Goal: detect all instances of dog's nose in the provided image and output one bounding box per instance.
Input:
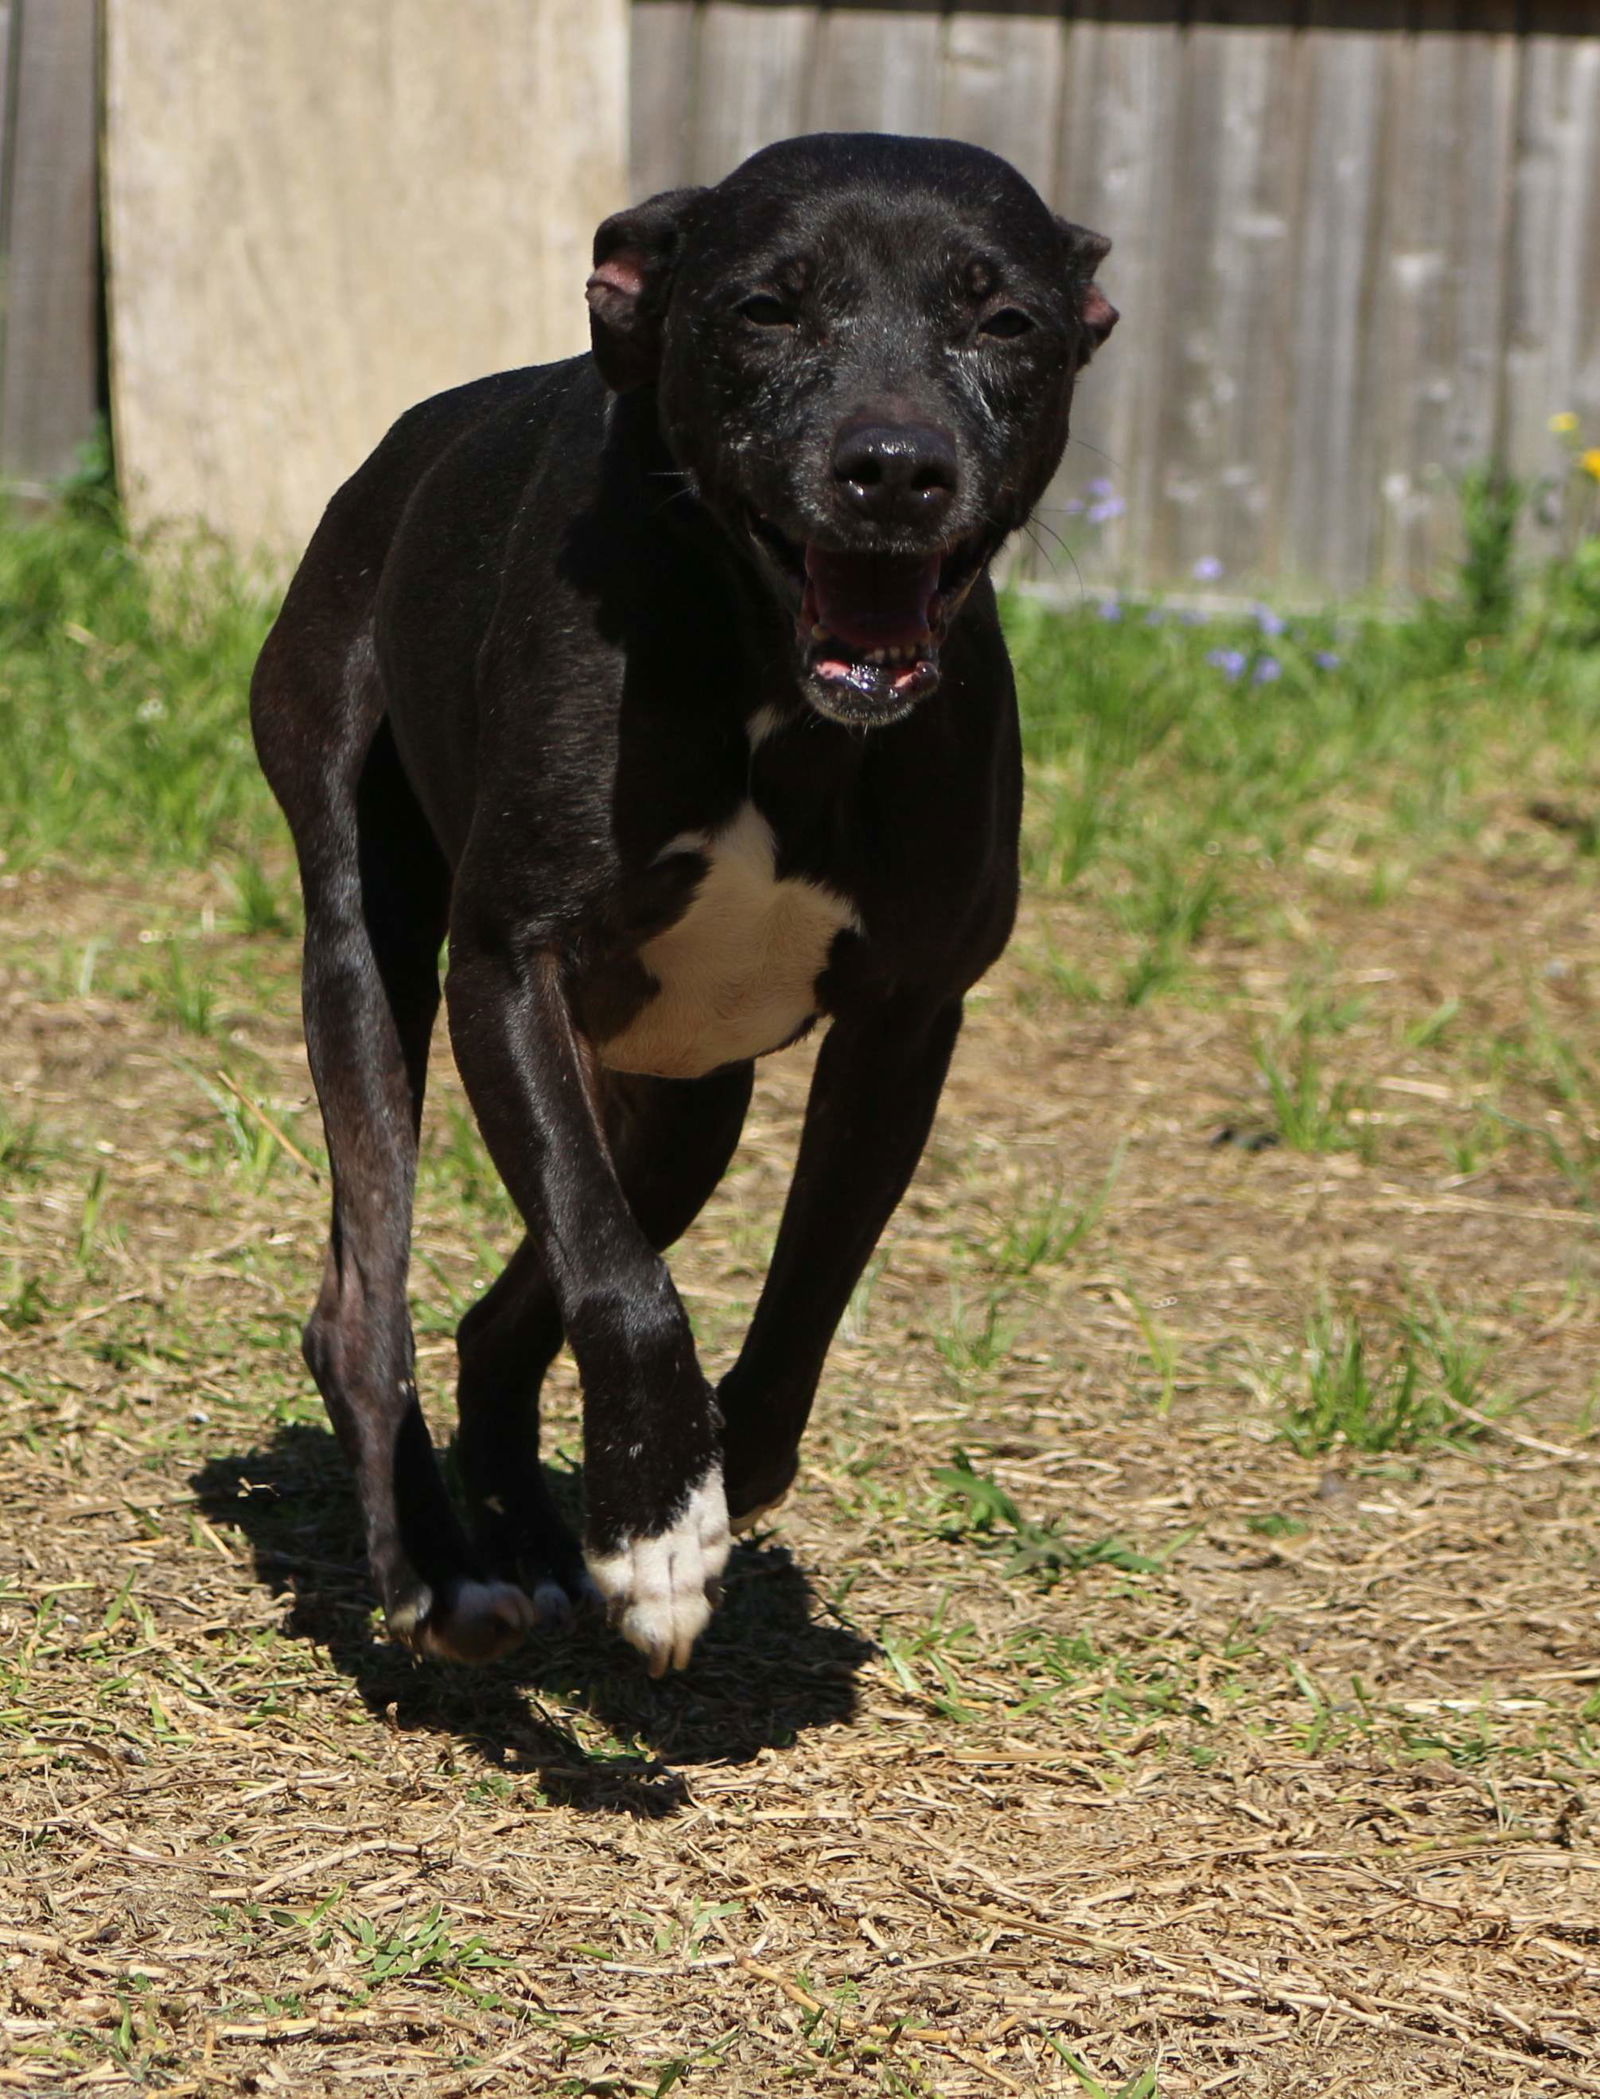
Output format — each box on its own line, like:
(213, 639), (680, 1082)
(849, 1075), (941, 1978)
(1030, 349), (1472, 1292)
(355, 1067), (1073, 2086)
(831, 419), (959, 527)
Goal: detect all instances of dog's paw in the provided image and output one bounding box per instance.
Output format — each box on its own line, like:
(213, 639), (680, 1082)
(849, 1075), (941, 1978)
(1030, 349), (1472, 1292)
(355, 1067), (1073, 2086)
(586, 1470), (731, 1677)
(729, 1487), (789, 1536)
(390, 1577), (539, 1664)
(724, 1443), (799, 1535)
(528, 1570), (605, 1626)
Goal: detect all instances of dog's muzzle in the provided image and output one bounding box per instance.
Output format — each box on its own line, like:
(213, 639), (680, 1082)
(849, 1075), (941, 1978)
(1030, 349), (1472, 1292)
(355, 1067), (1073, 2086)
(748, 516), (986, 726)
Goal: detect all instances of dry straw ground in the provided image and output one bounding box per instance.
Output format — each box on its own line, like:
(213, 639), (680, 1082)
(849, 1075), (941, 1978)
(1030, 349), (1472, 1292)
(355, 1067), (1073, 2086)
(5, 772), (1600, 2096)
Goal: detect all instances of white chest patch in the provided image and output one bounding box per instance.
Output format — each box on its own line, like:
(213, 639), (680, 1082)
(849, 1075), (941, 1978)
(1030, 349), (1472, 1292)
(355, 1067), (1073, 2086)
(599, 803), (859, 1081)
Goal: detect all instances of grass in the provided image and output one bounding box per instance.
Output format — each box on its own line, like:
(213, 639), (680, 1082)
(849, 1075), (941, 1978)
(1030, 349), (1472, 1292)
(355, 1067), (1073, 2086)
(1051, 2046), (1160, 2099)
(1006, 581), (1600, 985)
(1254, 1015), (1373, 1157)
(5, 494), (1600, 2092)
(0, 496), (277, 869)
(977, 1149), (1122, 1280)
(8, 495), (1600, 951)
(1268, 1299), (1515, 1456)
(933, 1448), (1163, 1582)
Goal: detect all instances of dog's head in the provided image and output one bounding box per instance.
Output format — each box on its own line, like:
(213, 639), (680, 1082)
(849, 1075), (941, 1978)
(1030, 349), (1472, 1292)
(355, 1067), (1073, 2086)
(586, 134), (1116, 727)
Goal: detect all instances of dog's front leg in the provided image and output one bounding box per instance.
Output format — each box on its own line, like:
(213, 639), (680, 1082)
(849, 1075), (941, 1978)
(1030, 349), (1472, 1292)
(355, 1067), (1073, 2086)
(718, 994), (965, 1527)
(446, 939), (728, 1675)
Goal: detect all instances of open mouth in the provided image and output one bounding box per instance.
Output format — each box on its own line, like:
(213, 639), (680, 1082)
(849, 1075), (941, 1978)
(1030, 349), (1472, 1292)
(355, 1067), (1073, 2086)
(749, 519), (984, 722)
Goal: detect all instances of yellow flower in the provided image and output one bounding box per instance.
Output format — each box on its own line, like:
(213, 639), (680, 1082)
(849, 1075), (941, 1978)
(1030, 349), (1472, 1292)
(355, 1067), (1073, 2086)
(1550, 410), (1580, 434)
(1582, 448), (1600, 481)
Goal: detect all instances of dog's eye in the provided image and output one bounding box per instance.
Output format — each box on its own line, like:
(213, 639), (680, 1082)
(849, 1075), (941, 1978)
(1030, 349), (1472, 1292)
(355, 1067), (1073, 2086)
(978, 307), (1035, 340)
(738, 294), (796, 328)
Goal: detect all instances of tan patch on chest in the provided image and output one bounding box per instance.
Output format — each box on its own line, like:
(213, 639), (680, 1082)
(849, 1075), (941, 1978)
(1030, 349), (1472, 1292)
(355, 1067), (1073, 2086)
(598, 804), (859, 1080)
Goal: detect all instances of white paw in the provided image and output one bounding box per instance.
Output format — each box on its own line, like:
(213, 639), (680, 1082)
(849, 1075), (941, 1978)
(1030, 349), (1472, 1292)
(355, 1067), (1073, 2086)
(586, 1469), (732, 1676)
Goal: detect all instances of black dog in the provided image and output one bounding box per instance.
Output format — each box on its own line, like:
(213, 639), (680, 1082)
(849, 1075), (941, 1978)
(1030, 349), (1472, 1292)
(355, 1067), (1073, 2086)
(250, 133), (1115, 1675)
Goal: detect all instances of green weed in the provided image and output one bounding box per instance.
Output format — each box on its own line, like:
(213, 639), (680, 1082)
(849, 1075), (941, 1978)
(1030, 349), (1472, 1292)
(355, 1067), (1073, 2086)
(1254, 1018), (1371, 1158)
(839, 1251), (886, 1342)
(340, 1903), (509, 1988)
(1114, 857), (1223, 1005)
(230, 854), (296, 937)
(0, 1104), (47, 1181)
(1444, 1107), (1511, 1180)
(192, 1068), (303, 1189)
(1119, 1274), (1181, 1413)
(1049, 2041), (1159, 2099)
(146, 942), (218, 1036)
(1456, 464), (1526, 634)
(76, 1165), (111, 1270)
(0, 1269), (50, 1330)
(1507, 1004), (1600, 1205)
(983, 1149), (1122, 1279)
(933, 1450), (1161, 1584)
(1244, 1511), (1306, 1538)
(1276, 1302), (1510, 1456)
(1282, 1314), (1430, 1455)
(1405, 998), (1462, 1051)
(930, 1287), (1015, 1386)
(425, 1101), (513, 1227)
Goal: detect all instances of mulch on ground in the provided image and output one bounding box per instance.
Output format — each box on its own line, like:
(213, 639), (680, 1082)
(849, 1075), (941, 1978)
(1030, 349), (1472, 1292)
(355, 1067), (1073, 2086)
(3, 828), (1600, 2096)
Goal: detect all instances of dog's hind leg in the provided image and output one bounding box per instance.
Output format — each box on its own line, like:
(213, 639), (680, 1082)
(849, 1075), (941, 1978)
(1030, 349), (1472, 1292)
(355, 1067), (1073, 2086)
(454, 1064), (753, 1622)
(255, 633), (534, 1665)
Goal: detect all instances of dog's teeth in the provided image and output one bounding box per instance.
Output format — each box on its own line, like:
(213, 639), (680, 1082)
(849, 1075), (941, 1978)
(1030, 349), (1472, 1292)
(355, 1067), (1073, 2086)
(868, 649), (887, 665)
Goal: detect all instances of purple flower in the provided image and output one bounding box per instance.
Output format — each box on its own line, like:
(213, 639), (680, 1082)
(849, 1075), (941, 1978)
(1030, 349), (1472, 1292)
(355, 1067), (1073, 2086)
(1253, 656), (1282, 684)
(1087, 496), (1126, 525)
(1252, 603), (1287, 638)
(1315, 650), (1341, 670)
(1062, 497), (1085, 515)
(1088, 476), (1115, 498)
(1192, 555), (1224, 583)
(1207, 648), (1246, 678)
(1180, 607), (1210, 626)
(1143, 606), (1165, 625)
(1098, 597), (1123, 621)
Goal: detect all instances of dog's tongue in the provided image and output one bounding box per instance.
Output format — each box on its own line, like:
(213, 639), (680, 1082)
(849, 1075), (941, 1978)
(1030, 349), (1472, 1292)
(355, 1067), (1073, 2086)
(804, 545), (941, 651)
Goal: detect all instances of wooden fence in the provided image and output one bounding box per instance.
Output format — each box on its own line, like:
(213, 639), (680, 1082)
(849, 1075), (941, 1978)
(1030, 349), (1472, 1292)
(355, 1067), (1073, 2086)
(0, 0), (626, 559)
(101, 0), (627, 558)
(0, 0), (99, 502)
(631, 0), (1600, 600)
(4, 2), (1599, 597)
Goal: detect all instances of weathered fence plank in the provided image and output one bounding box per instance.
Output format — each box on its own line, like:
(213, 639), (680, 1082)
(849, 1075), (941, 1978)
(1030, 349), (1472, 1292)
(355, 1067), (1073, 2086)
(1280, 17), (1388, 593)
(1501, 23), (1600, 500)
(631, 0), (699, 198)
(695, 2), (817, 183)
(18, 0), (1585, 594)
(0, 0), (100, 497)
(1152, 10), (1304, 586)
(622, 1), (1600, 598)
(808, 7), (944, 138)
(1048, 6), (1186, 590)
(104, 0), (628, 562)
(938, 6), (1065, 201)
(1370, 7), (1518, 593)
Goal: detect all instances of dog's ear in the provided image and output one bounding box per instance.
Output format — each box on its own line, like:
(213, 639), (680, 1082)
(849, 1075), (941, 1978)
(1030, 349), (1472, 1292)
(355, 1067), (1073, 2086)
(1057, 219), (1118, 362)
(587, 188), (706, 394)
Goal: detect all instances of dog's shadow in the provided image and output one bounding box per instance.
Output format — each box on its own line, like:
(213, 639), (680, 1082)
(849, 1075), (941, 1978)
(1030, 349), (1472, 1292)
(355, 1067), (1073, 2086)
(190, 1425), (873, 1815)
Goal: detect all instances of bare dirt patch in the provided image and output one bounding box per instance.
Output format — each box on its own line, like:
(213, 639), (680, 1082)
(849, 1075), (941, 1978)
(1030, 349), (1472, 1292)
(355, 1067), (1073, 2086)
(4, 837), (1600, 2096)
